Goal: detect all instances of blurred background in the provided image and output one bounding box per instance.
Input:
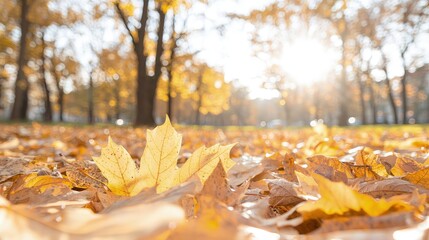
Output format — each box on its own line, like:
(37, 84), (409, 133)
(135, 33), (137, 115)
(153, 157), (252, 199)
(0, 0), (428, 127)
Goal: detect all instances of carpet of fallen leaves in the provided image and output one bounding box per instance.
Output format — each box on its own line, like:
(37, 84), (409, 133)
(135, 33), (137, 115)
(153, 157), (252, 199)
(1, 121), (429, 239)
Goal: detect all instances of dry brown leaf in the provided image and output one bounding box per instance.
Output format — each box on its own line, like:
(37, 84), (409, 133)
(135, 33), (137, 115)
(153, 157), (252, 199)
(198, 161), (248, 206)
(282, 153), (298, 182)
(306, 155), (354, 178)
(314, 211), (422, 234)
(350, 165), (382, 181)
(358, 178), (429, 198)
(402, 167), (429, 189)
(267, 179), (304, 208)
(355, 150), (388, 177)
(391, 156), (425, 177)
(66, 162), (106, 189)
(7, 173), (73, 204)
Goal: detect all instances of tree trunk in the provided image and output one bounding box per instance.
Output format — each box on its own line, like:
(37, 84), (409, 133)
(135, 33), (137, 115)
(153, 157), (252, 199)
(400, 54), (408, 124)
(357, 72), (367, 125)
(10, 0), (30, 120)
(88, 69), (95, 124)
(367, 77), (377, 124)
(40, 31), (53, 122)
(58, 90), (64, 122)
(195, 68), (205, 125)
(115, 77), (121, 120)
(115, 0), (167, 126)
(337, 18), (348, 126)
(52, 71), (65, 122)
(166, 15), (177, 121)
(0, 72), (4, 110)
(382, 64), (398, 124)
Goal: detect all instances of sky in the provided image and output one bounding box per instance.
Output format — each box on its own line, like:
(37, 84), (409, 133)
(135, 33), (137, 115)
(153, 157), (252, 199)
(47, 0), (429, 98)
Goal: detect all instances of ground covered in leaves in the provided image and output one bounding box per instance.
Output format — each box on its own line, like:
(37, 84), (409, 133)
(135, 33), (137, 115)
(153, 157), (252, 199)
(1, 121), (429, 239)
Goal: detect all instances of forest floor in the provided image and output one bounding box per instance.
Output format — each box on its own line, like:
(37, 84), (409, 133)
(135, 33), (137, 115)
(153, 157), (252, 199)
(1, 122), (429, 239)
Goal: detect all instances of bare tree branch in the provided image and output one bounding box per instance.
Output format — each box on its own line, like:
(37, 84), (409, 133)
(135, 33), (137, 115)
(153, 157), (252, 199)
(114, 1), (138, 50)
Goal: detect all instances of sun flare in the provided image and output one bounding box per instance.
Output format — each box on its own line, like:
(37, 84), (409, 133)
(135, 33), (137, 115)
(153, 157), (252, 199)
(281, 38), (336, 85)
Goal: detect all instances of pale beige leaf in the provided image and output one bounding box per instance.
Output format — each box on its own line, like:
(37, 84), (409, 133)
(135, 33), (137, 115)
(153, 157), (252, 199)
(92, 137), (145, 196)
(157, 144), (236, 193)
(140, 116), (182, 188)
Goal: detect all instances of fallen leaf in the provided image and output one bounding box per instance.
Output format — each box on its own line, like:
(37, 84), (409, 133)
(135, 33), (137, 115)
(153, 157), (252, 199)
(139, 116), (182, 188)
(297, 174), (413, 219)
(391, 156), (424, 177)
(282, 153), (298, 182)
(358, 178), (428, 198)
(355, 150), (388, 177)
(199, 161), (248, 206)
(167, 196), (240, 240)
(402, 166), (429, 189)
(158, 143), (236, 193)
(267, 179), (304, 209)
(0, 138), (20, 150)
(314, 211), (421, 234)
(306, 155), (353, 178)
(349, 165), (382, 181)
(0, 195), (185, 239)
(66, 162), (106, 189)
(93, 117), (235, 195)
(92, 137), (146, 196)
(295, 170), (318, 196)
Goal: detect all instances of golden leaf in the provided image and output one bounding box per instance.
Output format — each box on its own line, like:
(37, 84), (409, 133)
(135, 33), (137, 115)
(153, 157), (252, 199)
(157, 143), (236, 193)
(297, 174), (413, 219)
(93, 117), (235, 195)
(139, 116), (182, 188)
(23, 173), (73, 194)
(92, 137), (146, 196)
(355, 150), (388, 178)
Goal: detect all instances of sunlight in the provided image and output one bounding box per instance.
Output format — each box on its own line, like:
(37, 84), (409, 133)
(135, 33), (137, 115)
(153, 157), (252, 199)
(281, 38), (336, 85)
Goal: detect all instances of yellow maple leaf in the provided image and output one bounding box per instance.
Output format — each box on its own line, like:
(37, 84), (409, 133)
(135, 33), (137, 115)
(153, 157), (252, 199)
(297, 174), (413, 219)
(93, 116), (235, 196)
(93, 137), (146, 196)
(139, 116), (182, 188)
(157, 144), (236, 193)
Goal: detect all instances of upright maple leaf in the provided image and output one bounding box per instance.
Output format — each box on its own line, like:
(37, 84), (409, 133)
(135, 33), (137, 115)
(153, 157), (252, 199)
(93, 116), (236, 196)
(139, 116), (182, 188)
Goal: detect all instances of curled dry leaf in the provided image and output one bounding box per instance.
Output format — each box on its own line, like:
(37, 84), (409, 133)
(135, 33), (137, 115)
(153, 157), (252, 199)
(358, 178), (429, 198)
(314, 211), (422, 235)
